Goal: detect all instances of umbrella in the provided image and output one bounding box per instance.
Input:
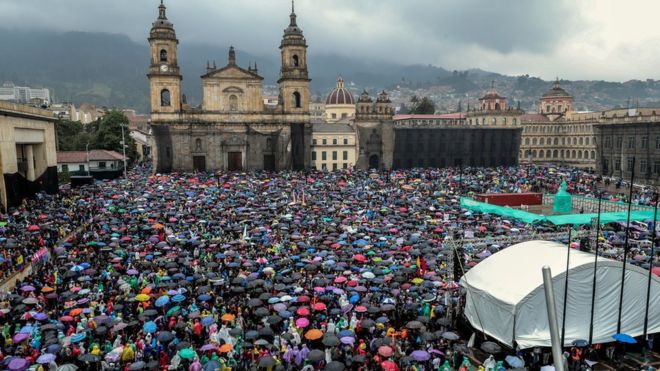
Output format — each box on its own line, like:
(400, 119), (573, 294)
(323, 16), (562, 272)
(37, 353), (56, 364)
(480, 341), (502, 354)
(308, 349), (325, 362)
(134, 294), (150, 302)
(381, 360), (399, 371)
(221, 313), (235, 322)
(155, 295), (170, 307)
(79, 354), (100, 363)
(378, 345), (393, 357)
(322, 335), (340, 347)
(305, 329), (323, 340)
(410, 350), (430, 362)
(57, 365), (79, 371)
(203, 361), (221, 371)
(505, 356), (525, 368)
(442, 331), (460, 340)
(572, 339), (588, 347)
(157, 331), (174, 343)
(325, 361), (346, 371)
(612, 333), (636, 344)
(128, 361), (146, 370)
(179, 348), (197, 360)
(8, 358), (28, 371)
(258, 356), (276, 368)
(143, 321), (157, 334)
(219, 343), (233, 353)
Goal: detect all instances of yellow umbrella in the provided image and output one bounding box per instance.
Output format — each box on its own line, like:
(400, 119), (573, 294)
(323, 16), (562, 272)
(411, 278), (424, 285)
(135, 294), (150, 302)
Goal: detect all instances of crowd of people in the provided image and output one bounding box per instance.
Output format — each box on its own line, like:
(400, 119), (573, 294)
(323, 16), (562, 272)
(0, 165), (657, 371)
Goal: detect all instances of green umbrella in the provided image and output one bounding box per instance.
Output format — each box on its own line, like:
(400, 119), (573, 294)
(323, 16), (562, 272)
(166, 306), (181, 316)
(179, 348), (196, 360)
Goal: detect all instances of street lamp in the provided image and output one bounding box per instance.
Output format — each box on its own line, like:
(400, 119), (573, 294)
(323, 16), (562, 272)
(120, 124), (128, 179)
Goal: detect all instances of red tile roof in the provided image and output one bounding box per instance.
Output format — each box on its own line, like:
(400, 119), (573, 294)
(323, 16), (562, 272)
(394, 113), (466, 120)
(57, 150), (125, 163)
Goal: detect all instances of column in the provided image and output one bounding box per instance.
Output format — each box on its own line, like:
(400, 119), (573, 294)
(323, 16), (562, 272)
(25, 145), (35, 181)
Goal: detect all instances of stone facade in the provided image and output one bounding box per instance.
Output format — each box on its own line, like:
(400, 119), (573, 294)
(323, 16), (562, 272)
(0, 101), (58, 211)
(594, 113), (660, 185)
(311, 122), (358, 171)
(147, 1), (311, 173)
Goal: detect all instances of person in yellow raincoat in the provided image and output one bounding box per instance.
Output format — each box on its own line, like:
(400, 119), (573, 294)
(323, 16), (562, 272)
(121, 344), (135, 362)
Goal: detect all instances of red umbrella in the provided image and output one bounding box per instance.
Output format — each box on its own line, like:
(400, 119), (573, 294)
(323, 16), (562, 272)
(381, 360), (399, 371)
(378, 346), (393, 357)
(297, 295), (310, 303)
(353, 254), (367, 263)
(27, 225), (40, 232)
(296, 307), (310, 316)
(313, 302), (326, 311)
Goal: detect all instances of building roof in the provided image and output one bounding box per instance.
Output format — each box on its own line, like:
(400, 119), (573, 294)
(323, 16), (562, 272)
(57, 150), (125, 164)
(520, 113), (550, 123)
(394, 113), (466, 120)
(541, 79), (572, 99)
(312, 122), (355, 133)
(479, 81), (506, 101)
(325, 77), (355, 105)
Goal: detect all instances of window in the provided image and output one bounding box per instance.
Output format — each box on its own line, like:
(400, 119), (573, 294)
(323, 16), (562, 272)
(656, 137), (660, 150)
(546, 105), (551, 112)
(331, 113), (337, 119)
(61, 164), (69, 172)
(160, 89), (171, 106)
(195, 138), (202, 152)
(341, 113), (348, 119)
(343, 138), (348, 145)
(641, 136), (648, 149)
(311, 151), (316, 161)
(585, 137), (590, 145)
(293, 92), (301, 108)
(333, 139), (337, 145)
(512, 118), (517, 125)
(292, 54), (299, 67)
(627, 158), (634, 170)
(616, 137), (622, 149)
(321, 163), (327, 170)
(160, 49), (168, 62)
(591, 151), (595, 159)
(322, 139), (327, 145)
(579, 138), (583, 145)
(640, 159), (648, 173)
(604, 137), (611, 148)
(540, 138), (545, 145)
(558, 105), (562, 112)
(79, 165), (85, 172)
(321, 151), (327, 161)
(614, 159), (621, 171)
(627, 136), (635, 149)
(343, 163), (348, 169)
(98, 161), (107, 169)
(655, 161), (660, 174)
(332, 163), (337, 171)
(532, 138), (537, 145)
(603, 159), (609, 172)
(229, 95), (238, 111)
(332, 151), (337, 161)
(524, 138), (530, 145)
(342, 151), (348, 160)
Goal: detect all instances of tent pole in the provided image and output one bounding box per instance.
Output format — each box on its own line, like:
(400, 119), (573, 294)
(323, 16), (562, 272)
(588, 190), (602, 345)
(561, 226), (572, 347)
(543, 266), (565, 371)
(617, 156), (635, 333)
(643, 191), (657, 341)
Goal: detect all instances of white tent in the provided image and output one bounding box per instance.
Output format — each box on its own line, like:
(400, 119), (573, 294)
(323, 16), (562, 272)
(459, 240), (660, 349)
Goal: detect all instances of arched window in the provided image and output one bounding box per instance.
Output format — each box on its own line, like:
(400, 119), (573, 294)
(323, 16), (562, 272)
(539, 150), (544, 158)
(579, 137), (583, 145)
(532, 150), (537, 158)
(160, 49), (168, 62)
(553, 150), (558, 158)
(532, 138), (537, 145)
(524, 138), (530, 145)
(578, 151), (582, 159)
(160, 89), (171, 106)
(554, 138), (558, 145)
(540, 138), (545, 145)
(591, 151), (595, 159)
(293, 92), (301, 108)
(229, 95), (238, 111)
(292, 55), (299, 67)
(495, 103), (500, 110)
(572, 150), (576, 158)
(586, 137), (590, 145)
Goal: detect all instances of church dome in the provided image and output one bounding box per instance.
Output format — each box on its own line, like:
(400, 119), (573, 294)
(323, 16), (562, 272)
(542, 79), (572, 98)
(325, 78), (355, 105)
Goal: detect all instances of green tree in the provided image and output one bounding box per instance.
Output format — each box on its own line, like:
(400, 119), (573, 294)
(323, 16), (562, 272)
(410, 96), (436, 114)
(93, 110), (137, 160)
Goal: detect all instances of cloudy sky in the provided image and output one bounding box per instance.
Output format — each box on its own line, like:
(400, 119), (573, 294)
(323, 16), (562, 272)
(1, 0), (659, 82)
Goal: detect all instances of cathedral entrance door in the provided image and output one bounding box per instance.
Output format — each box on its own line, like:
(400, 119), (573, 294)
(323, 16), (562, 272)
(228, 152), (242, 171)
(369, 154), (380, 169)
(193, 156), (206, 172)
(263, 155), (275, 171)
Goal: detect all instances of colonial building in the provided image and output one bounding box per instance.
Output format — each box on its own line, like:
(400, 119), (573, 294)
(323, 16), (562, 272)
(324, 77), (356, 122)
(148, 1), (311, 172)
(310, 122), (357, 171)
(57, 150), (126, 179)
(0, 101), (58, 211)
(353, 85), (522, 170)
(594, 109), (660, 184)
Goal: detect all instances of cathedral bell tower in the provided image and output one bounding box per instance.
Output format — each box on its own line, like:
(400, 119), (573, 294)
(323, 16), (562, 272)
(278, 0), (311, 114)
(148, 0), (182, 114)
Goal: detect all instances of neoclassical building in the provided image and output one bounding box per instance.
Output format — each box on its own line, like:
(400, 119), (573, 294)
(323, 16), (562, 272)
(148, 1), (311, 172)
(324, 77), (356, 122)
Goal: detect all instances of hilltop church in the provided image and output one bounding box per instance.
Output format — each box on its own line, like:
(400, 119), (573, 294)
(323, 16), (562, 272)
(148, 1), (311, 172)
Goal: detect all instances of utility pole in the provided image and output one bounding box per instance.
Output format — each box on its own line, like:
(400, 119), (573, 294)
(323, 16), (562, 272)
(85, 142), (90, 176)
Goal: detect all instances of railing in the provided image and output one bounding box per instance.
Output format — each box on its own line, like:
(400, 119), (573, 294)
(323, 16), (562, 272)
(460, 230), (590, 246)
(542, 194), (653, 213)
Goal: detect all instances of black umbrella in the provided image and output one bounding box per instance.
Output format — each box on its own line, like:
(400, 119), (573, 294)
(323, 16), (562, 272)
(480, 341), (502, 354)
(325, 361), (345, 371)
(157, 331), (174, 343)
(79, 353), (100, 362)
(258, 356), (276, 368)
(128, 361), (146, 370)
(322, 335), (340, 347)
(308, 349), (325, 362)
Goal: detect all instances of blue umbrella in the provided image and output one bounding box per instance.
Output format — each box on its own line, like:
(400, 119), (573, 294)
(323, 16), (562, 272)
(143, 321), (157, 334)
(201, 316), (215, 327)
(37, 353), (56, 364)
(155, 295), (170, 307)
(197, 294), (212, 302)
(172, 294), (186, 303)
(612, 333), (636, 344)
(71, 332), (86, 343)
(338, 330), (354, 338)
(349, 294), (360, 304)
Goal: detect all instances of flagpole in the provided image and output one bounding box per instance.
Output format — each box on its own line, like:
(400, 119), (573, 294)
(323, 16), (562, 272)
(643, 191), (658, 340)
(588, 189), (602, 345)
(561, 226), (572, 347)
(617, 156), (635, 333)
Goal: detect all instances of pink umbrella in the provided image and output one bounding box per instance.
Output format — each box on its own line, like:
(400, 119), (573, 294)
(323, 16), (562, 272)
(295, 317), (309, 328)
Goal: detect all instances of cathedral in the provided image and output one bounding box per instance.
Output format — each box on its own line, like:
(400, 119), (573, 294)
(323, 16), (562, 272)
(148, 1), (311, 172)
